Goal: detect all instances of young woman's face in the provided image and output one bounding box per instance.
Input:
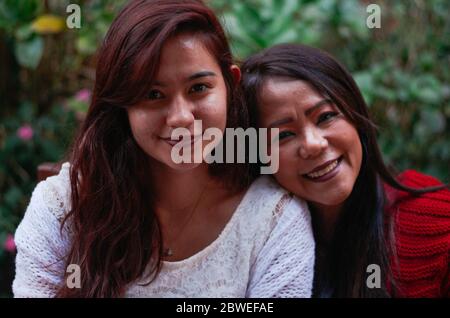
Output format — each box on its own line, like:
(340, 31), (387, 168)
(127, 33), (239, 171)
(258, 77), (363, 210)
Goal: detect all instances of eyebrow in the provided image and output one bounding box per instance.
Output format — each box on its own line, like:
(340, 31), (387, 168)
(153, 71), (217, 86)
(304, 99), (332, 116)
(268, 117), (293, 128)
(187, 71), (217, 81)
(268, 99), (333, 128)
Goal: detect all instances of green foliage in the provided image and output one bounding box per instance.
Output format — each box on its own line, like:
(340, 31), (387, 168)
(0, 0), (42, 30)
(14, 35), (43, 69)
(0, 102), (77, 234)
(74, 0), (127, 55)
(0, 0), (44, 70)
(211, 0), (370, 60)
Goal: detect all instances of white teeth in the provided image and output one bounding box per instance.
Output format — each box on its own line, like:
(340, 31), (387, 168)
(307, 159), (338, 178)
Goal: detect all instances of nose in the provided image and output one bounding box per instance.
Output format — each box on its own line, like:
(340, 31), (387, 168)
(165, 95), (194, 128)
(298, 127), (328, 159)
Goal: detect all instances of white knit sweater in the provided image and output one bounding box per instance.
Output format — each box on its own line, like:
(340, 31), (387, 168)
(13, 162), (315, 298)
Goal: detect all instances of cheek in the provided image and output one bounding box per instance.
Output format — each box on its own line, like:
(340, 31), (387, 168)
(342, 126), (363, 172)
(331, 122), (362, 167)
(197, 88), (228, 128)
(278, 146), (296, 170)
(352, 135), (363, 174)
(275, 145), (299, 187)
(127, 109), (158, 143)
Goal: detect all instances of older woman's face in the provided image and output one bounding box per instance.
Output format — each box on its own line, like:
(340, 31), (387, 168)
(258, 77), (363, 210)
(127, 33), (239, 171)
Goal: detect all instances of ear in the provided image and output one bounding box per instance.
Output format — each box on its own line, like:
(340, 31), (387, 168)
(230, 65), (241, 84)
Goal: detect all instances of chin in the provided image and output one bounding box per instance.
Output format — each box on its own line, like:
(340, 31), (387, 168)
(164, 160), (203, 171)
(320, 197), (347, 207)
(319, 190), (351, 206)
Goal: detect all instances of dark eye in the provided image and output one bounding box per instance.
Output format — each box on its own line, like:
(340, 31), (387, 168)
(277, 131), (295, 141)
(317, 112), (338, 124)
(148, 89), (164, 100)
(189, 83), (209, 93)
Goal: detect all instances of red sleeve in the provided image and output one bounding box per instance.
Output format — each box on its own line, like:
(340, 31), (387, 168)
(384, 170), (450, 297)
(386, 170), (450, 216)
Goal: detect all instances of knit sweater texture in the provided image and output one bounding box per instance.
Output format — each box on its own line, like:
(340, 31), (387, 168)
(385, 170), (450, 297)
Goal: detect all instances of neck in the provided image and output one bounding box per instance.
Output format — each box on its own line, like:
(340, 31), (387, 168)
(309, 202), (343, 248)
(150, 161), (215, 213)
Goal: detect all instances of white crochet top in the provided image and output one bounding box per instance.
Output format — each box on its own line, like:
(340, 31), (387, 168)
(13, 162), (315, 298)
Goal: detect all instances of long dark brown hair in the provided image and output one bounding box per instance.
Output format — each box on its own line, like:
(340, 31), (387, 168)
(241, 43), (446, 297)
(57, 0), (250, 297)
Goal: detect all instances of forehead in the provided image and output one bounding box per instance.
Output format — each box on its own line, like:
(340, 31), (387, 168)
(260, 77), (321, 104)
(156, 33), (220, 79)
(258, 77), (323, 116)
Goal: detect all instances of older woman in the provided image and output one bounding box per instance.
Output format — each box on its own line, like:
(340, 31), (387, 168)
(242, 43), (450, 297)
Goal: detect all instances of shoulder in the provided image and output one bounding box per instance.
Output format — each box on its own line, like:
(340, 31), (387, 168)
(235, 175), (313, 256)
(15, 161), (73, 243)
(385, 170), (450, 220)
(14, 161), (73, 259)
(243, 178), (315, 297)
(238, 175), (310, 229)
(13, 162), (73, 297)
(385, 170), (450, 238)
(32, 162), (72, 222)
(384, 170), (450, 296)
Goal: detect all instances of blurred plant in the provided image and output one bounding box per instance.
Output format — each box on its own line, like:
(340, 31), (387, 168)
(351, 0), (450, 180)
(74, 0), (127, 56)
(66, 88), (91, 120)
(31, 14), (65, 34)
(0, 102), (77, 285)
(3, 234), (15, 253)
(0, 0), (45, 69)
(210, 0), (369, 60)
(16, 124), (34, 141)
(0, 0), (127, 116)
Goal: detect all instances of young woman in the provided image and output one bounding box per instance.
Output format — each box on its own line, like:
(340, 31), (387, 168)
(12, 1), (315, 298)
(241, 44), (450, 297)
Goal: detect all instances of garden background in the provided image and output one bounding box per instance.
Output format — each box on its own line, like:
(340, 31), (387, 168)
(0, 0), (449, 297)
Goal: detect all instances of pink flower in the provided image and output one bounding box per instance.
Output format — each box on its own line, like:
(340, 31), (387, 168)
(17, 124), (34, 141)
(4, 234), (16, 253)
(75, 88), (91, 103)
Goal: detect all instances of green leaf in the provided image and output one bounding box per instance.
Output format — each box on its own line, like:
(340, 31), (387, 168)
(14, 36), (44, 69)
(419, 110), (446, 134)
(14, 23), (33, 41)
(0, 0), (42, 26)
(266, 10), (297, 39)
(270, 28), (298, 45)
(417, 87), (441, 104)
(354, 72), (374, 105)
(18, 101), (36, 122)
(76, 34), (98, 55)
(4, 187), (23, 209)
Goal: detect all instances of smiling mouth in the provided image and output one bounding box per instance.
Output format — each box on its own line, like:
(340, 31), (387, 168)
(160, 135), (202, 147)
(303, 156), (343, 180)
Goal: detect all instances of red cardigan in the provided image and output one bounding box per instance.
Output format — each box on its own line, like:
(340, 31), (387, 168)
(384, 170), (450, 297)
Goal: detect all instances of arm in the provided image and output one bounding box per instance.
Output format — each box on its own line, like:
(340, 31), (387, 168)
(12, 181), (70, 297)
(246, 197), (315, 298)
